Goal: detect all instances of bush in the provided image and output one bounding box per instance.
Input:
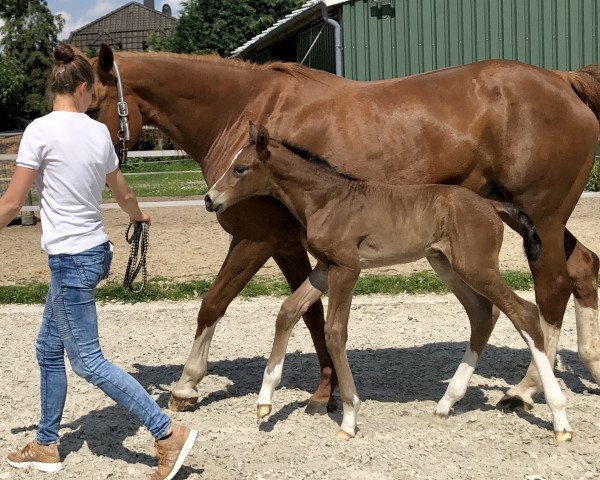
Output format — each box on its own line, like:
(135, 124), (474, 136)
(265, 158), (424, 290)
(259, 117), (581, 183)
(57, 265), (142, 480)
(132, 127), (177, 151)
(586, 159), (599, 192)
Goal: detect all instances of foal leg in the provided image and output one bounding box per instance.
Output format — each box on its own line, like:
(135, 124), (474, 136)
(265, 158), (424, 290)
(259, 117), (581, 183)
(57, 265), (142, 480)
(498, 225), (571, 410)
(564, 230), (600, 385)
(453, 260), (572, 441)
(272, 249), (337, 414)
(324, 265), (361, 440)
(427, 255), (499, 418)
(257, 262), (328, 419)
(170, 237), (275, 411)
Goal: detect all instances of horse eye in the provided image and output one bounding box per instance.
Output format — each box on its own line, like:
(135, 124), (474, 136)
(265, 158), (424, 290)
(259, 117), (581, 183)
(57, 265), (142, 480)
(233, 165), (248, 176)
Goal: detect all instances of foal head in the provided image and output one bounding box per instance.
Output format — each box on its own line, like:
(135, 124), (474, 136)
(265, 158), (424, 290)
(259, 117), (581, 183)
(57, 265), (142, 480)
(205, 122), (273, 213)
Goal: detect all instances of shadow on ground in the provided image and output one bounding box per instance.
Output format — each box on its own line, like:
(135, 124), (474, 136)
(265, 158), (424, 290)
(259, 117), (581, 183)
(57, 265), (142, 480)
(12, 342), (595, 472)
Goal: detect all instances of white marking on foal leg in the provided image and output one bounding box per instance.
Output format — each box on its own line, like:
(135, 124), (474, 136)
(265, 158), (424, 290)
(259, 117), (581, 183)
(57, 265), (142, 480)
(435, 348), (478, 417)
(503, 312), (558, 407)
(338, 394), (361, 440)
(172, 321), (218, 399)
(521, 331), (572, 441)
(257, 359), (284, 407)
(574, 299), (600, 384)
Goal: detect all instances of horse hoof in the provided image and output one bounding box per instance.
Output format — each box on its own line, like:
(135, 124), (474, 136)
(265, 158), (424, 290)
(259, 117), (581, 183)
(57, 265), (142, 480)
(168, 395), (198, 412)
(496, 394), (534, 411)
(433, 411), (449, 421)
(257, 404), (272, 419)
(305, 399), (337, 416)
(555, 430), (573, 443)
(336, 430), (354, 441)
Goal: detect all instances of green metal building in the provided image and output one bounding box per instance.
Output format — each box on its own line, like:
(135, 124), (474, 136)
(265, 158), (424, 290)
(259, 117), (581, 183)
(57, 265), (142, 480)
(232, 0), (600, 80)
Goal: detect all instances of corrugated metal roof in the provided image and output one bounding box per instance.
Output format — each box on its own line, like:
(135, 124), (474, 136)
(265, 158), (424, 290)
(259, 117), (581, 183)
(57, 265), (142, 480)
(230, 0), (326, 57)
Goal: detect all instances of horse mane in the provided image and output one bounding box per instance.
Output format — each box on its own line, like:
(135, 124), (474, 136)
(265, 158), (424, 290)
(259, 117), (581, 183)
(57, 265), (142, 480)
(279, 140), (362, 182)
(113, 50), (327, 82)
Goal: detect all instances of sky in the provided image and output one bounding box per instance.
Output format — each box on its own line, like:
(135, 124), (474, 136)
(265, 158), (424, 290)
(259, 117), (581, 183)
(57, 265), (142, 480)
(46, 0), (185, 40)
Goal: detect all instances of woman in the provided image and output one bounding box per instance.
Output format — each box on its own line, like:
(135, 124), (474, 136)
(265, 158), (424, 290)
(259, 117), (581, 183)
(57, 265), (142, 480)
(0, 44), (197, 480)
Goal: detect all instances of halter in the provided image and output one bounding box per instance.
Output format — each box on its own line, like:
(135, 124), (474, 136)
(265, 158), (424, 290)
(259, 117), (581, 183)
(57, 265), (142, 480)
(112, 60), (130, 168)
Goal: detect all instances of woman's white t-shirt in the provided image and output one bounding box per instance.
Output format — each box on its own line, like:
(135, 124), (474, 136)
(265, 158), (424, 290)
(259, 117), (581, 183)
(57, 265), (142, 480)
(16, 111), (119, 255)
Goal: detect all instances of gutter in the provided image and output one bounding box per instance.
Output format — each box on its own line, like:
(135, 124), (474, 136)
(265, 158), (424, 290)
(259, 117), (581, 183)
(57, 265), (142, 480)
(321, 5), (343, 77)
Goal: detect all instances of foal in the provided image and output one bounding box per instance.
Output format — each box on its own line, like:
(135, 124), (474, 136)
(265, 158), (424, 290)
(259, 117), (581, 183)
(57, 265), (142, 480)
(204, 122), (572, 443)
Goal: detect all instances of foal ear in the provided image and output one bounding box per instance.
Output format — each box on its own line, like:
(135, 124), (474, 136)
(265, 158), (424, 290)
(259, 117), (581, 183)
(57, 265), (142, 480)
(98, 43), (114, 73)
(249, 121), (270, 158)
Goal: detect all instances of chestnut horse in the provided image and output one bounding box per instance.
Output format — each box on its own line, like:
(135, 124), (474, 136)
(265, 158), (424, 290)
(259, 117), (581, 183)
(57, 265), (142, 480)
(88, 44), (600, 414)
(204, 121), (572, 442)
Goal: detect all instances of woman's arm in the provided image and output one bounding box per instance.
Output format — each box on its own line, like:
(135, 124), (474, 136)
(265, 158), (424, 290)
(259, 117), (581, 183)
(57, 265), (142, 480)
(0, 167), (37, 232)
(105, 168), (150, 224)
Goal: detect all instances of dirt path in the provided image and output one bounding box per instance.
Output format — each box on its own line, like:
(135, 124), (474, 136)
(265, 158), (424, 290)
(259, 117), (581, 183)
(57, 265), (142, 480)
(1, 293), (599, 479)
(2, 197), (600, 286)
(1, 198), (600, 479)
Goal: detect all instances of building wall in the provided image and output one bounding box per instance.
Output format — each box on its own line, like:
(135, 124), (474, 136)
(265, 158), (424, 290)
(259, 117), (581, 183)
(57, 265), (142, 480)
(296, 19), (338, 73)
(342, 0), (600, 80)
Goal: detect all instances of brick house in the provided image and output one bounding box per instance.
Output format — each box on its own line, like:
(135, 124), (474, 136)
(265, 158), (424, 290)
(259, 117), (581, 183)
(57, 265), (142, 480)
(68, 1), (177, 53)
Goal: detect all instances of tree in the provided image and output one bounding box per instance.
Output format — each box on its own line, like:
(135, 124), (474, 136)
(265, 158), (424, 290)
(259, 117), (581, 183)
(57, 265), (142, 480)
(154, 0), (305, 56)
(0, 0), (64, 126)
(0, 53), (27, 130)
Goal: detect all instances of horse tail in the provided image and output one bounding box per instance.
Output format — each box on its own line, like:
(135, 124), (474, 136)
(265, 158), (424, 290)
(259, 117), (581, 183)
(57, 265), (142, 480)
(558, 65), (600, 121)
(490, 201), (542, 262)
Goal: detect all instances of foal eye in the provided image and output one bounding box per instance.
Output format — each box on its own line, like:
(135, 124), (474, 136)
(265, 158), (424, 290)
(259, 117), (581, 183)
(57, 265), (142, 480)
(233, 165), (248, 176)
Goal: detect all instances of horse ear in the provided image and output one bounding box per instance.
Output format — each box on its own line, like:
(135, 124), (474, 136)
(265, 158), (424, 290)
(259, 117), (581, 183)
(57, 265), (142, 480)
(256, 124), (270, 157)
(249, 121), (258, 145)
(249, 122), (270, 158)
(98, 43), (114, 73)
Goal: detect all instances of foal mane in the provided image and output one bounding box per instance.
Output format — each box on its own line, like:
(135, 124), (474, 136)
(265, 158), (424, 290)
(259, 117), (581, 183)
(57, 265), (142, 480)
(279, 140), (362, 182)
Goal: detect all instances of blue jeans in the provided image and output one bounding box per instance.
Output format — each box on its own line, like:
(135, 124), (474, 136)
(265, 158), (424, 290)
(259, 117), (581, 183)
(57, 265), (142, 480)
(35, 242), (171, 444)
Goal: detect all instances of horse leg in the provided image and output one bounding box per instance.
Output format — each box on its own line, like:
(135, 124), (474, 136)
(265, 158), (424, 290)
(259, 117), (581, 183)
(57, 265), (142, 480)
(324, 265), (361, 440)
(272, 249), (337, 414)
(451, 256), (572, 442)
(169, 237), (275, 411)
(564, 230), (600, 384)
(257, 262), (329, 419)
(427, 255), (499, 418)
(498, 225), (572, 410)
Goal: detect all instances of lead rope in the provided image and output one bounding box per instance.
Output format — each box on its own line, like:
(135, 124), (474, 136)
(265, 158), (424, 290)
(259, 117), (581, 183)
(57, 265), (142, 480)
(123, 222), (149, 293)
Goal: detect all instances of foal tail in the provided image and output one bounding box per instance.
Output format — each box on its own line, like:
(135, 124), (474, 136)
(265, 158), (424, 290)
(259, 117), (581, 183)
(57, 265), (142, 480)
(559, 65), (600, 121)
(490, 201), (542, 262)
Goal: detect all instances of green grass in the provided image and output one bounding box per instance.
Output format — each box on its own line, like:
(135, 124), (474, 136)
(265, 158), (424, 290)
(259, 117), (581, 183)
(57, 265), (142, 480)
(0, 270), (541, 304)
(121, 158), (193, 173)
(103, 170), (207, 198)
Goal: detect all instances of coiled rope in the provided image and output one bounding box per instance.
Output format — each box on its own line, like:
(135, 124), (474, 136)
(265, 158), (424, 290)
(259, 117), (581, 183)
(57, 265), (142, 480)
(123, 222), (149, 293)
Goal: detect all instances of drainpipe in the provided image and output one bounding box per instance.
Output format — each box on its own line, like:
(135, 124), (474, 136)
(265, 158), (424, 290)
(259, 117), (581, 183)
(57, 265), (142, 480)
(321, 5), (343, 77)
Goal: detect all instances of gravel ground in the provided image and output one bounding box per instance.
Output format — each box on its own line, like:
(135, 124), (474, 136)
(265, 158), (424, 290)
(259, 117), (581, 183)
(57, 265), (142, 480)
(1, 293), (599, 480)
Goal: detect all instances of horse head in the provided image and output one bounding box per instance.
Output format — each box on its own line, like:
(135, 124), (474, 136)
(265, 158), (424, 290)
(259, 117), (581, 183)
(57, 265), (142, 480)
(205, 121), (273, 213)
(88, 43), (144, 153)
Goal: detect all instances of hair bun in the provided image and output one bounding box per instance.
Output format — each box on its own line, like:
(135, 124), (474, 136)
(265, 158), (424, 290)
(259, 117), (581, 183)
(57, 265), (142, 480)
(53, 44), (75, 64)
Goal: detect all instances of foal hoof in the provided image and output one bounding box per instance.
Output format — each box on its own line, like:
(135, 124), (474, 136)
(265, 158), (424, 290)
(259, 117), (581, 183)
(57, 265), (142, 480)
(257, 404), (272, 420)
(168, 395), (198, 412)
(433, 411), (449, 422)
(555, 430), (573, 443)
(336, 430), (354, 441)
(305, 399), (337, 416)
(496, 394), (534, 412)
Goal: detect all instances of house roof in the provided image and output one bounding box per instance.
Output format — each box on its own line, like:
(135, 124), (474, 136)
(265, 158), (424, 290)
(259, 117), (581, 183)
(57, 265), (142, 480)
(231, 0), (346, 58)
(68, 2), (177, 52)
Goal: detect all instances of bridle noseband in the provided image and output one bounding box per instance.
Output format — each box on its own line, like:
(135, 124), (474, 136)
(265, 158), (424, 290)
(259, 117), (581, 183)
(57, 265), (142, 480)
(112, 60), (130, 168)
